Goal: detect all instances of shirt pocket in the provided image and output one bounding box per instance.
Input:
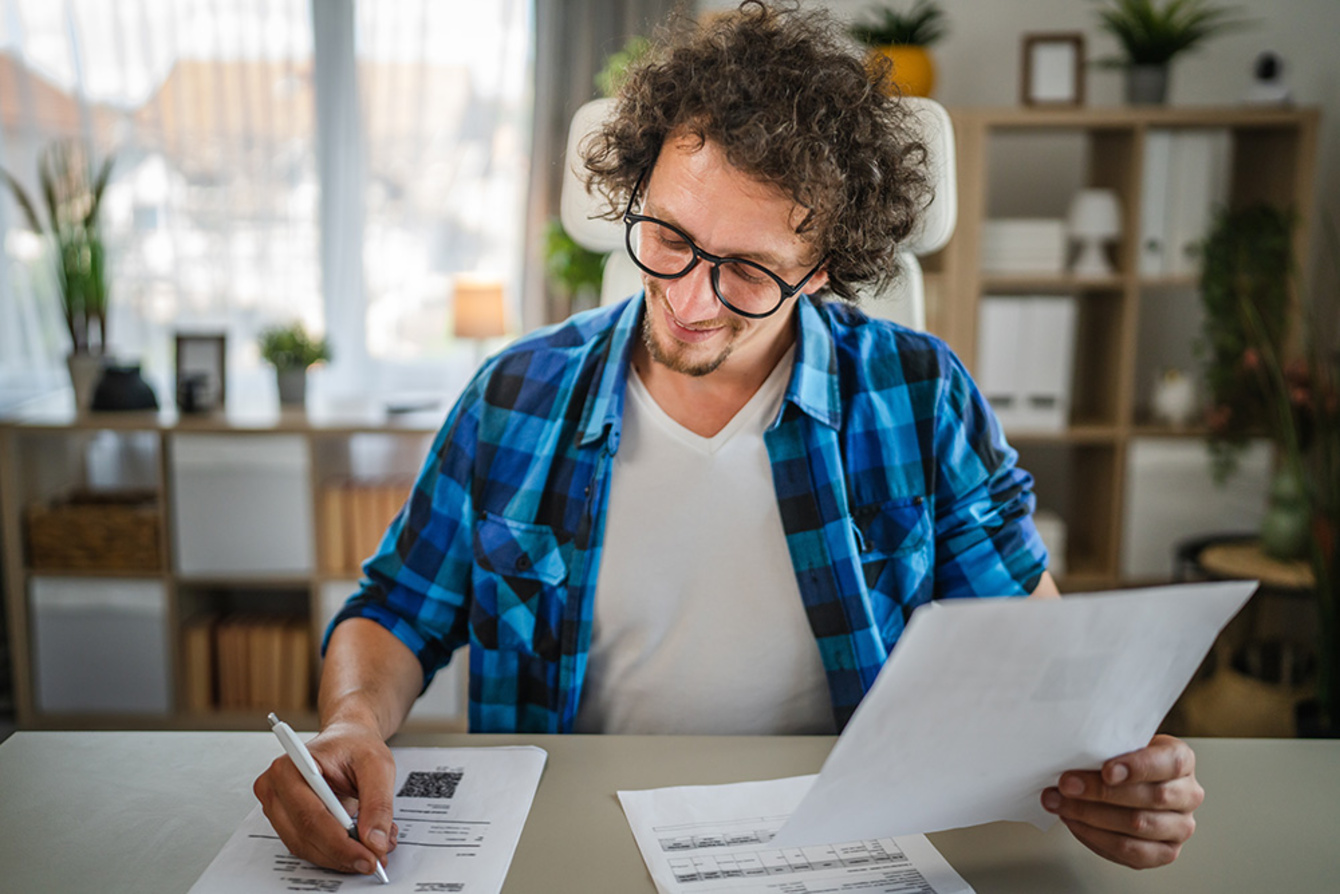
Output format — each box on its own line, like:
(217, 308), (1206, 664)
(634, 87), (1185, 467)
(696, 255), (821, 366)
(852, 497), (934, 633)
(471, 513), (570, 660)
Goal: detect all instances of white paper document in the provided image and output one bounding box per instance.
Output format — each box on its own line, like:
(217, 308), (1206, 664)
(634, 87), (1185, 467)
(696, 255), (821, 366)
(619, 774), (973, 894)
(769, 581), (1256, 847)
(190, 745), (547, 894)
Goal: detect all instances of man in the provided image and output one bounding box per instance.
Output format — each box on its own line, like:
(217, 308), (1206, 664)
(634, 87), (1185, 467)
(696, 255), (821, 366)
(255, 1), (1203, 878)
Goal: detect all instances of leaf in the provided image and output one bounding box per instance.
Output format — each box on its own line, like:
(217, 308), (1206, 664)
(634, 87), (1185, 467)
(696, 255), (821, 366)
(1, 169), (46, 233)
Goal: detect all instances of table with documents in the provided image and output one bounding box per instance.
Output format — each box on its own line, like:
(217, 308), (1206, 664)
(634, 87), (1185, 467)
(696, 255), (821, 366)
(1, 731), (1338, 893)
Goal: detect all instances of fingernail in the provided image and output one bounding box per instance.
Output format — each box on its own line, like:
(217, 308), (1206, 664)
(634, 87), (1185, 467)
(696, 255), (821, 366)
(354, 860), (373, 875)
(1109, 763), (1129, 784)
(1042, 789), (1061, 811)
(1060, 775), (1083, 797)
(368, 828), (388, 849)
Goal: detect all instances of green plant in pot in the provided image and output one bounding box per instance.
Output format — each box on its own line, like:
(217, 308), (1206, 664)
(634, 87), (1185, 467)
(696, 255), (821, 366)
(848, 0), (948, 97)
(1092, 0), (1248, 104)
(258, 322), (331, 407)
(3, 139), (115, 410)
(1206, 211), (1340, 736)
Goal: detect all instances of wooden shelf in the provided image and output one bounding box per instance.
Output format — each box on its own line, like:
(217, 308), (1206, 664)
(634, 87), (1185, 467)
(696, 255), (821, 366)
(942, 105), (1319, 591)
(0, 419), (466, 731)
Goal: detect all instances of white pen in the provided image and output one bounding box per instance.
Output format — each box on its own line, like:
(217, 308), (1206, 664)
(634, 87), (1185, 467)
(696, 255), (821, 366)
(267, 712), (390, 884)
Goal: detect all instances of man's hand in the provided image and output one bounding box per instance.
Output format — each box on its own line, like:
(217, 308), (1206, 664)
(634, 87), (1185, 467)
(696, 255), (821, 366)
(253, 720), (400, 876)
(1042, 734), (1203, 869)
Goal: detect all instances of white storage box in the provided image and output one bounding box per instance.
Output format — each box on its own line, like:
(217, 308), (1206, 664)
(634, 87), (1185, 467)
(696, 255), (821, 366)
(170, 434), (314, 576)
(980, 219), (1067, 275)
(318, 581), (465, 723)
(31, 577), (170, 714)
(1120, 438), (1271, 579)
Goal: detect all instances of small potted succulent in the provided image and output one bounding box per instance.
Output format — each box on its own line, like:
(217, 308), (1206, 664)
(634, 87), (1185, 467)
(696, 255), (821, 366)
(848, 0), (949, 97)
(1092, 0), (1248, 104)
(258, 322), (331, 407)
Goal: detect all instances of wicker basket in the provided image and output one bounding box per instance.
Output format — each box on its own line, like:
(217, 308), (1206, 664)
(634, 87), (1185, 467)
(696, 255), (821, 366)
(25, 489), (162, 572)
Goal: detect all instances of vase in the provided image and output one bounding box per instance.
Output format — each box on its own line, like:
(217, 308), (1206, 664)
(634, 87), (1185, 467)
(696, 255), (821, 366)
(66, 352), (106, 413)
(1125, 64), (1169, 105)
(1260, 463), (1311, 561)
(276, 368), (307, 407)
(90, 363), (159, 412)
(875, 45), (935, 97)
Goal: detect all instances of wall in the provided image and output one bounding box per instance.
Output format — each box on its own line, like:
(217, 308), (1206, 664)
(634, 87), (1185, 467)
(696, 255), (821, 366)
(698, 0), (1340, 326)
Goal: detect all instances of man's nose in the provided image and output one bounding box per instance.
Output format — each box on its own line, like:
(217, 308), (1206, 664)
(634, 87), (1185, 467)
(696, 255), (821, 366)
(663, 260), (721, 323)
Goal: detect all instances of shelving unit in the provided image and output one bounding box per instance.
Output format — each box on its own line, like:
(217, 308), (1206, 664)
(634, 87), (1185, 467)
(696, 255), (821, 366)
(930, 105), (1320, 591)
(0, 400), (466, 731)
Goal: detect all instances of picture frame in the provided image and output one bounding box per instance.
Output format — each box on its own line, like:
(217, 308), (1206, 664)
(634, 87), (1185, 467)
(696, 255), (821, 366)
(174, 333), (227, 413)
(1021, 33), (1085, 107)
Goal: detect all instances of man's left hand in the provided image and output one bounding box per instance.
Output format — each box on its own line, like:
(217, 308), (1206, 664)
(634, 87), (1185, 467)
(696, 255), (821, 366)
(1042, 734), (1203, 869)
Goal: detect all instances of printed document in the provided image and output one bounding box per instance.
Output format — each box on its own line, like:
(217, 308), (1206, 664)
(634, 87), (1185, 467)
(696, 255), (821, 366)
(769, 580), (1256, 846)
(619, 774), (973, 894)
(191, 745), (547, 893)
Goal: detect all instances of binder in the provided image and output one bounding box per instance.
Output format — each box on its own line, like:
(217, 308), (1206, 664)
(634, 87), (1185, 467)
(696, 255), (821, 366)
(1166, 130), (1231, 277)
(976, 296), (1026, 429)
(1138, 129), (1173, 276)
(1018, 297), (1077, 432)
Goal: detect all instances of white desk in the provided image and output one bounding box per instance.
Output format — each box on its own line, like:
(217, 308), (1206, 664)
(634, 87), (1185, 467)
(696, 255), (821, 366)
(0, 732), (1336, 892)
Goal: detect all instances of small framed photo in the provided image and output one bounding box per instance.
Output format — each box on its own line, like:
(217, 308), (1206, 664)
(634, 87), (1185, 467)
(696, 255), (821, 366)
(1021, 33), (1085, 107)
(175, 333), (227, 413)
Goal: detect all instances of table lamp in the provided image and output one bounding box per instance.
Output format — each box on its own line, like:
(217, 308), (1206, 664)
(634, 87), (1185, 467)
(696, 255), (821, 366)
(1066, 188), (1122, 278)
(453, 276), (507, 366)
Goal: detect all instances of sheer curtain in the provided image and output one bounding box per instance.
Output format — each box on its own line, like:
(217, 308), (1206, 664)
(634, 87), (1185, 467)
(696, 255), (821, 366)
(0, 0), (531, 411)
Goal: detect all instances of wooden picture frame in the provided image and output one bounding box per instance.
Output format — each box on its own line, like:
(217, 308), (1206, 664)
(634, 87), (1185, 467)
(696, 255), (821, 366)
(1021, 33), (1085, 107)
(174, 333), (227, 413)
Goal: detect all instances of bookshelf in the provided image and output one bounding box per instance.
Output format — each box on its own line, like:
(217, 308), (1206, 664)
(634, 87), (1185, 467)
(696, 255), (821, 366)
(928, 105), (1320, 591)
(0, 400), (466, 731)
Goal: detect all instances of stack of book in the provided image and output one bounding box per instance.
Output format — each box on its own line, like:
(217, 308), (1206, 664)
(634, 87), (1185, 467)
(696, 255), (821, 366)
(181, 614), (311, 713)
(980, 219), (1068, 276)
(319, 478), (414, 575)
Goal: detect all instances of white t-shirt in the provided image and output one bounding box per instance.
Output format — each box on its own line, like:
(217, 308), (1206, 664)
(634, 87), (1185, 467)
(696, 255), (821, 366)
(574, 347), (835, 734)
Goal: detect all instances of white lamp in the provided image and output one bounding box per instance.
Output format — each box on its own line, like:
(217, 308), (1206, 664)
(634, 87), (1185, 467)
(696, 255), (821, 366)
(453, 276), (507, 366)
(1066, 188), (1122, 278)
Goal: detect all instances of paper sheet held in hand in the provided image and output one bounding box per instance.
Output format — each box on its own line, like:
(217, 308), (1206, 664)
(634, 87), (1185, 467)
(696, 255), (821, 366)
(764, 580), (1256, 846)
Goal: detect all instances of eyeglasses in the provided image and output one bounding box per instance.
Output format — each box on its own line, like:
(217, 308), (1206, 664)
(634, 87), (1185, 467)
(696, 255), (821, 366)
(622, 175), (826, 319)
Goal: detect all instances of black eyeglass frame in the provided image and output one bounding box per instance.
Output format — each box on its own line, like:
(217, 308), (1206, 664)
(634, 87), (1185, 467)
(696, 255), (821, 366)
(621, 175), (826, 320)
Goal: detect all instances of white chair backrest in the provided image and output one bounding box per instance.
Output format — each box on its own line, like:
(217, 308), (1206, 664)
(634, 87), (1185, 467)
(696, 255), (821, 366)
(558, 95), (957, 330)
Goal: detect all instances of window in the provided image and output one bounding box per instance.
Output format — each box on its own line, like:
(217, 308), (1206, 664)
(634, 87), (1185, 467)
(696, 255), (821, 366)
(0, 0), (531, 409)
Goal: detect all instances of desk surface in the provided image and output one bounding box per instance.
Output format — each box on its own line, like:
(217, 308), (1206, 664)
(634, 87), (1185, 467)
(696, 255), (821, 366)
(1, 732), (1336, 893)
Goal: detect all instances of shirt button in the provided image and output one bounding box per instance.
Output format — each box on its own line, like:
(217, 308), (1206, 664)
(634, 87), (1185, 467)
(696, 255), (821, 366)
(515, 554), (532, 572)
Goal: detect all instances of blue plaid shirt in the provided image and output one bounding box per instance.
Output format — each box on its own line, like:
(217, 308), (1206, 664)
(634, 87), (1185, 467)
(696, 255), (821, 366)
(329, 294), (1048, 733)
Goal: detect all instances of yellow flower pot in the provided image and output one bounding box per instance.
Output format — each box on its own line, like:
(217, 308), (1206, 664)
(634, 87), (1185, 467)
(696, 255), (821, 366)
(873, 44), (935, 97)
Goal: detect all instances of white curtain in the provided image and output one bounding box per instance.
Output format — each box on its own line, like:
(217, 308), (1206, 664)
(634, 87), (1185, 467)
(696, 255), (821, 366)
(0, 0), (530, 411)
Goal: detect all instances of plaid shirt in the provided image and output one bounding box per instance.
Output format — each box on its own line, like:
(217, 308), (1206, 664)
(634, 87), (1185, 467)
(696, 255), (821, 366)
(330, 294), (1047, 733)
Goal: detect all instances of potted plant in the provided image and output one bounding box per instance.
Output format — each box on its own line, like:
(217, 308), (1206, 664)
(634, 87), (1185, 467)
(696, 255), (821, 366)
(3, 139), (114, 410)
(1092, 0), (1248, 104)
(257, 322), (331, 407)
(544, 219), (606, 314)
(848, 0), (948, 97)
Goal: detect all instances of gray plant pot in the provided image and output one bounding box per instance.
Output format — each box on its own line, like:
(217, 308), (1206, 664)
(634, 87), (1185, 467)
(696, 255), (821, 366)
(1125, 64), (1169, 105)
(66, 352), (106, 413)
(275, 368), (308, 406)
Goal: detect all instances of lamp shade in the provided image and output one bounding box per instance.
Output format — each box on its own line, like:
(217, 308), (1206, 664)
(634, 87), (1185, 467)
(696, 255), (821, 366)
(1066, 188), (1122, 239)
(453, 277), (507, 339)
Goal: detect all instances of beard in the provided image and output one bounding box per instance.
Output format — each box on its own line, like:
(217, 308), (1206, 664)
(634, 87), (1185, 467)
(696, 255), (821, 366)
(641, 278), (744, 378)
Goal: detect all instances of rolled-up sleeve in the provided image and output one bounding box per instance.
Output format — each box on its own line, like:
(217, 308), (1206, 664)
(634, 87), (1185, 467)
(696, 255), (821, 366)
(930, 349), (1049, 600)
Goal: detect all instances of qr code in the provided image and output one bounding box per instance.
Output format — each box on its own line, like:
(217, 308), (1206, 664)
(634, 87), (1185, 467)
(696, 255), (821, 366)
(398, 770), (465, 799)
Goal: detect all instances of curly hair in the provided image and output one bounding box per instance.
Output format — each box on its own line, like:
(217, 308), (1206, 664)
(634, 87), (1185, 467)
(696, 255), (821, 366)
(582, 0), (931, 302)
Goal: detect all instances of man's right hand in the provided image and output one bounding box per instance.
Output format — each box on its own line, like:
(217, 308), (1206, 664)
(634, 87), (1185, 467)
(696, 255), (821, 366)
(253, 719), (400, 876)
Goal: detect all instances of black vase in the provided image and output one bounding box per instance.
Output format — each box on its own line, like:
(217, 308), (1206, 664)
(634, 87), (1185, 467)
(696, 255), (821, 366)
(91, 363), (160, 412)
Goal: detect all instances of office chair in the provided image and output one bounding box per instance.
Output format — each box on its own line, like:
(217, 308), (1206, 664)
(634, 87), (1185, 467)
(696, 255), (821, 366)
(558, 95), (957, 331)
